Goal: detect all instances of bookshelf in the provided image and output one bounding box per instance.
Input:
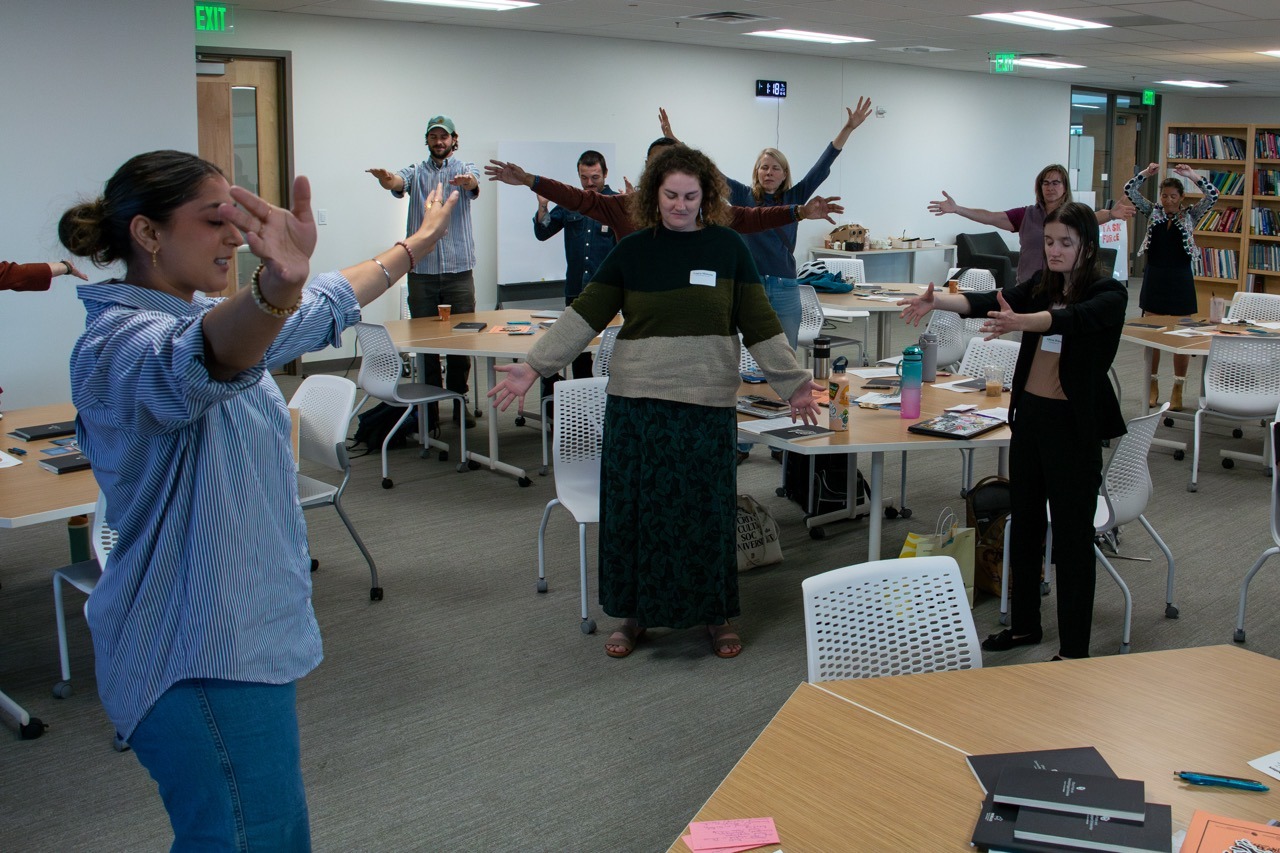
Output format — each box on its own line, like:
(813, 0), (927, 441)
(1163, 123), (1280, 305)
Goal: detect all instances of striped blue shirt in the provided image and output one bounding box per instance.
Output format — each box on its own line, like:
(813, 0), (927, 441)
(395, 156), (480, 274)
(72, 272), (360, 739)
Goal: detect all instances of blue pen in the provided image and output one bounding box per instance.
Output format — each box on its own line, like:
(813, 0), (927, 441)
(1175, 771), (1270, 792)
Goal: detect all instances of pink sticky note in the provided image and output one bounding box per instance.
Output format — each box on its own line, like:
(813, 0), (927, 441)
(681, 836), (765, 853)
(686, 817), (779, 851)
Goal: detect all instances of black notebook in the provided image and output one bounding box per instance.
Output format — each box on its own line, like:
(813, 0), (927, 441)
(1014, 802), (1173, 852)
(967, 746), (1116, 795)
(9, 421), (77, 441)
(38, 453), (91, 474)
(993, 767), (1145, 822)
(908, 412), (1005, 439)
(452, 321), (487, 332)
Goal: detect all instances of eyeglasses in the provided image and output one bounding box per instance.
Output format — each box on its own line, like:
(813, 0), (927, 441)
(1041, 179), (1064, 187)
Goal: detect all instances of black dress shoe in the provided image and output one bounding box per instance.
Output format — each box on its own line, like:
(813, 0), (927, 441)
(981, 628), (1043, 651)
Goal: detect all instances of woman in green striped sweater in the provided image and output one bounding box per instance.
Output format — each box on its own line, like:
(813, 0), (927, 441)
(490, 145), (820, 659)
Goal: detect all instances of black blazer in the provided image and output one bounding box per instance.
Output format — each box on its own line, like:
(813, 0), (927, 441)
(963, 273), (1127, 440)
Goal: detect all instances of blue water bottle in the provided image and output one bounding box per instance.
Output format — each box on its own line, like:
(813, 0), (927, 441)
(897, 345), (923, 419)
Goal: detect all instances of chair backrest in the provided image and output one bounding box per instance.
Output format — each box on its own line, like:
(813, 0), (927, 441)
(924, 309), (966, 368)
(802, 556), (981, 682)
(1203, 336), (1280, 416)
(592, 325), (621, 378)
(1096, 247), (1118, 280)
(1099, 403), (1168, 529)
(946, 267), (997, 292)
(739, 340), (761, 374)
(820, 257), (865, 284)
(288, 374), (359, 474)
(1227, 292), (1280, 324)
(92, 491), (118, 568)
(797, 283), (825, 347)
(957, 337), (1020, 385)
(354, 322), (407, 399)
(1271, 409), (1280, 546)
(399, 282), (410, 320)
(551, 377), (608, 494)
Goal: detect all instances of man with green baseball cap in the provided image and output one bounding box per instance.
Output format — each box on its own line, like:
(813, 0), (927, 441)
(368, 114), (481, 427)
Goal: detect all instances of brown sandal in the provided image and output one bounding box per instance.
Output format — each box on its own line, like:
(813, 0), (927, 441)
(709, 624), (743, 659)
(605, 623), (646, 658)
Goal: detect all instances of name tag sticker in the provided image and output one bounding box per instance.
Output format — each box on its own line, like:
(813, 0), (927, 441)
(1041, 333), (1063, 353)
(689, 269), (717, 287)
(600, 225), (609, 233)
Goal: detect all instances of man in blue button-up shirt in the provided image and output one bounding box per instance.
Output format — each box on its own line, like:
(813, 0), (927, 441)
(533, 150), (618, 385)
(368, 114), (481, 427)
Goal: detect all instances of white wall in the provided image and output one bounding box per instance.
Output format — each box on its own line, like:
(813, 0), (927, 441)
(1162, 95), (1280, 126)
(0, 0), (196, 409)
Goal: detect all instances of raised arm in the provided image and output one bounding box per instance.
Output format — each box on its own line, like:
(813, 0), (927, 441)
(367, 167), (406, 194)
(1175, 163), (1220, 219)
(927, 191), (1015, 231)
(832, 97), (872, 150)
(1123, 164), (1158, 216)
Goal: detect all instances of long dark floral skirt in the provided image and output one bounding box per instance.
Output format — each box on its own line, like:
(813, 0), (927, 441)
(598, 395), (738, 629)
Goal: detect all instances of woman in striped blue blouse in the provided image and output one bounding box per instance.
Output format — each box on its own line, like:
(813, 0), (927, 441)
(59, 150), (457, 851)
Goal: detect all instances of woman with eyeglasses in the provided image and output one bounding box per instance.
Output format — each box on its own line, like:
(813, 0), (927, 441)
(928, 164), (1132, 285)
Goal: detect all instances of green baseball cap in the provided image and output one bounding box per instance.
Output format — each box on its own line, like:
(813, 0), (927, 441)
(426, 115), (456, 136)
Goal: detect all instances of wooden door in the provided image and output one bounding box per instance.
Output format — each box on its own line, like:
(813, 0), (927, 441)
(196, 55), (286, 297)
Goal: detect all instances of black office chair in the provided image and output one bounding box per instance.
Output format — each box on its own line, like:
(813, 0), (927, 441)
(956, 232), (1018, 290)
(1097, 247), (1119, 280)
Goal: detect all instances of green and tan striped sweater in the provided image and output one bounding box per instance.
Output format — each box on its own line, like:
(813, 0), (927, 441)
(525, 224), (811, 407)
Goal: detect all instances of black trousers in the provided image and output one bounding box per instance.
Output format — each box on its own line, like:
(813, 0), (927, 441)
(408, 270), (474, 395)
(1007, 393), (1103, 658)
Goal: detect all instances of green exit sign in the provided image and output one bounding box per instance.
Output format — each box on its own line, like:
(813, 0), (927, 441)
(195, 3), (232, 32)
(1142, 89), (1156, 106)
(989, 52), (1017, 74)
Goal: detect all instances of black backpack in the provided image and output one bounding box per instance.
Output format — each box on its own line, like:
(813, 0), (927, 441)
(351, 403), (416, 455)
(965, 475), (1012, 596)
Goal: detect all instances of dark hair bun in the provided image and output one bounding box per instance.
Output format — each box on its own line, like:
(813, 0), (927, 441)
(57, 198), (112, 266)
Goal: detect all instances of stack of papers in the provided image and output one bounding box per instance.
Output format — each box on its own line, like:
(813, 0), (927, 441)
(681, 818), (779, 853)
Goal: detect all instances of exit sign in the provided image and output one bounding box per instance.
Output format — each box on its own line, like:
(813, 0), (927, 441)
(989, 52), (1017, 74)
(1142, 89), (1156, 106)
(195, 3), (232, 32)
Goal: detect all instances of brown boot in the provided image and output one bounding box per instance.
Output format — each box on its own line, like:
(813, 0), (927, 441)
(1148, 375), (1159, 409)
(1169, 377), (1185, 412)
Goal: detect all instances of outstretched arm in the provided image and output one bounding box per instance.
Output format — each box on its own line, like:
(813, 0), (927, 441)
(832, 97), (872, 150)
(927, 191), (1015, 230)
(367, 167), (406, 194)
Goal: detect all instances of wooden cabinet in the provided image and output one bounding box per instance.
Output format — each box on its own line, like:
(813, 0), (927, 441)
(1161, 123), (1280, 306)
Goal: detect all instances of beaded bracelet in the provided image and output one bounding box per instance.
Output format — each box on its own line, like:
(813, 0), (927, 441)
(396, 240), (416, 269)
(250, 263), (302, 318)
(372, 258), (393, 289)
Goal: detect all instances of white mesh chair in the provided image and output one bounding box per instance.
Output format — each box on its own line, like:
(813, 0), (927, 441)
(950, 337), (1019, 495)
(924, 308), (966, 371)
(539, 326), (618, 476)
(802, 556), (981, 682)
(1227, 292), (1280, 324)
(1188, 336), (1280, 492)
(291, 375), (383, 601)
(400, 283), (480, 419)
(354, 321), (470, 489)
(1234, 407), (1280, 643)
(948, 267), (999, 343)
(805, 261), (871, 363)
(52, 491), (116, 699)
(1000, 406), (1177, 653)
(797, 284), (864, 366)
(536, 377), (608, 633)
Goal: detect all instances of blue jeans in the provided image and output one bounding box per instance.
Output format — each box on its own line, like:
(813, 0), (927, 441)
(740, 276), (802, 453)
(129, 679), (310, 852)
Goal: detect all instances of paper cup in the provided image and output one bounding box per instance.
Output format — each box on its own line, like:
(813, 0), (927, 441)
(439, 304), (452, 321)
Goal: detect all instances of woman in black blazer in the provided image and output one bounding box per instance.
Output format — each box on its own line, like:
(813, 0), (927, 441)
(899, 201), (1127, 659)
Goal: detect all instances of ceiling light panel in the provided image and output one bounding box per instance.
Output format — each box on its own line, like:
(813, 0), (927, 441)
(747, 29), (872, 45)
(380, 0), (536, 10)
(973, 11), (1109, 31)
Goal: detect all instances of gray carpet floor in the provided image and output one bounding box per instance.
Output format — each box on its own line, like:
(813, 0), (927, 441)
(2, 285), (1278, 852)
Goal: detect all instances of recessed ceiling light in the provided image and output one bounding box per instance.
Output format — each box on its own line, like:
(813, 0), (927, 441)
(1157, 80), (1227, 89)
(380, 0), (537, 10)
(973, 11), (1108, 31)
(1259, 50), (1280, 58)
(1014, 58), (1084, 70)
(747, 29), (872, 45)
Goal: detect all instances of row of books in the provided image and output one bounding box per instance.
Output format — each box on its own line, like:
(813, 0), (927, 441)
(1167, 132), (1247, 161)
(967, 746), (1280, 852)
(1255, 169), (1280, 197)
(1252, 206), (1280, 237)
(1205, 170), (1245, 195)
(1258, 129), (1280, 160)
(1194, 206), (1242, 234)
(1192, 248), (1239, 281)
(1248, 243), (1280, 273)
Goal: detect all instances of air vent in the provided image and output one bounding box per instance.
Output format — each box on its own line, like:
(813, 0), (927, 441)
(881, 45), (953, 53)
(685, 11), (773, 24)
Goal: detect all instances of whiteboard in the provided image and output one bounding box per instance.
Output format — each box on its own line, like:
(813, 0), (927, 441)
(495, 140), (617, 284)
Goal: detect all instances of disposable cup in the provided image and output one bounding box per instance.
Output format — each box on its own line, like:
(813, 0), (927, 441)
(439, 304), (452, 322)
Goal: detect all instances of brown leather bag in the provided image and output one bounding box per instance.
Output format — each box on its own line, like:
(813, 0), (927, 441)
(966, 476), (1011, 597)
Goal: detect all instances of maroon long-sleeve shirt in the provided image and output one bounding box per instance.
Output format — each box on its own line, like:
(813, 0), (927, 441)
(0, 262), (53, 292)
